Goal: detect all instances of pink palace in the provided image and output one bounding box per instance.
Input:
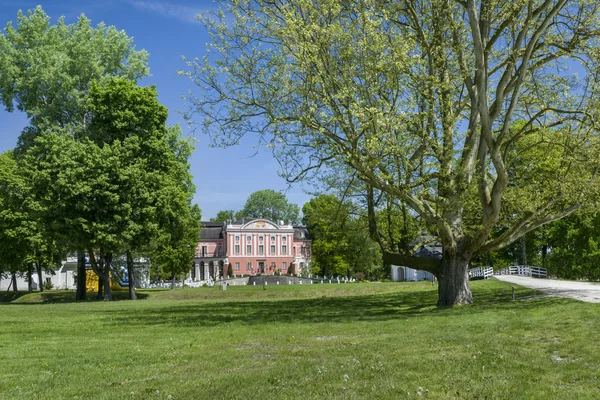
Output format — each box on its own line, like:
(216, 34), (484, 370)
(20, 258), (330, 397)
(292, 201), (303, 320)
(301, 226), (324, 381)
(191, 219), (312, 281)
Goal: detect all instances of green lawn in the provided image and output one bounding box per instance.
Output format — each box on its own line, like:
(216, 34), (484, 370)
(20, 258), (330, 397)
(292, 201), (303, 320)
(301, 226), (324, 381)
(1, 280), (599, 399)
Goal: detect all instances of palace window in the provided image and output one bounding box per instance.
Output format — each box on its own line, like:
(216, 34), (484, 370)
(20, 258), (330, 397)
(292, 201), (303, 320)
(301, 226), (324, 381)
(270, 245), (276, 254)
(259, 236), (264, 243)
(271, 236), (275, 243)
(201, 246), (207, 257)
(235, 235), (240, 242)
(247, 262), (252, 270)
(246, 245), (251, 254)
(301, 247), (306, 256)
(235, 244), (240, 254)
(282, 236), (287, 243)
(271, 262), (276, 269)
(259, 245), (264, 255)
(247, 235), (251, 242)
(282, 262), (287, 270)
(235, 262), (240, 270)
(282, 245), (287, 255)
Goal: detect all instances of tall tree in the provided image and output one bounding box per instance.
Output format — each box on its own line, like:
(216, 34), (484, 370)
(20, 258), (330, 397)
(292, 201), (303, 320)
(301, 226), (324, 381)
(239, 189), (300, 224)
(184, 0), (600, 305)
(0, 6), (149, 300)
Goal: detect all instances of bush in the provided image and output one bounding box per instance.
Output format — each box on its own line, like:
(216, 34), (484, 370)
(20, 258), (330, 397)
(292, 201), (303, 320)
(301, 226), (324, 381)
(227, 263), (233, 278)
(43, 280), (54, 291)
(355, 272), (365, 281)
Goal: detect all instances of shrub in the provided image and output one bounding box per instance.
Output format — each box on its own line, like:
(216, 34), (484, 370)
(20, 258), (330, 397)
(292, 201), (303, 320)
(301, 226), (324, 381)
(227, 263), (233, 278)
(43, 280), (54, 291)
(355, 272), (365, 281)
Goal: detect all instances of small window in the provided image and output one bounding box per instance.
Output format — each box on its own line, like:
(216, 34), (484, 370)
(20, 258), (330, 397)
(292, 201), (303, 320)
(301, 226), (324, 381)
(301, 247), (306, 256)
(235, 235), (240, 242)
(235, 262), (240, 270)
(282, 262), (287, 270)
(271, 236), (275, 242)
(247, 262), (252, 270)
(235, 244), (240, 254)
(259, 236), (264, 243)
(271, 262), (276, 269)
(45, 277), (52, 284)
(247, 235), (251, 242)
(246, 245), (251, 254)
(282, 245), (287, 255)
(282, 236), (287, 243)
(259, 245), (264, 255)
(270, 245), (276, 254)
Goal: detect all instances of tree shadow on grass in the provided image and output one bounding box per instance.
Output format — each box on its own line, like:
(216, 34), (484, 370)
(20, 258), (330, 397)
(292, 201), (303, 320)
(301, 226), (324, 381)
(100, 284), (569, 328)
(0, 290), (149, 304)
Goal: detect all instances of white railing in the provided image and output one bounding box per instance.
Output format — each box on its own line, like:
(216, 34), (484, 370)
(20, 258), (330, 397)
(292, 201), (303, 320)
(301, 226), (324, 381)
(493, 265), (547, 278)
(469, 266), (494, 279)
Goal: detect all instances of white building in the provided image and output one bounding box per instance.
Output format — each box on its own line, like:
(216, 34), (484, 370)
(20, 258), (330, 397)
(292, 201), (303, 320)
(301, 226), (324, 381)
(390, 245), (439, 282)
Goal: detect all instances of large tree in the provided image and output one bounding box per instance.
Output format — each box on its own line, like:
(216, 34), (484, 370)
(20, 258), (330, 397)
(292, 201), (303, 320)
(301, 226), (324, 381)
(0, 6), (149, 300)
(184, 0), (600, 305)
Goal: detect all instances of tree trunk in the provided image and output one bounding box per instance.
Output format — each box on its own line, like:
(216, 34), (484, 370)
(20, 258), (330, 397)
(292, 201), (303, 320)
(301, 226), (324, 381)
(76, 252), (87, 301)
(521, 238), (527, 266)
(102, 271), (112, 301)
(27, 265), (33, 293)
(127, 250), (136, 300)
(542, 245), (548, 269)
(11, 273), (18, 293)
(171, 272), (176, 290)
(97, 276), (104, 300)
(103, 254), (113, 301)
(36, 262), (44, 292)
(487, 252), (494, 270)
(437, 253), (473, 306)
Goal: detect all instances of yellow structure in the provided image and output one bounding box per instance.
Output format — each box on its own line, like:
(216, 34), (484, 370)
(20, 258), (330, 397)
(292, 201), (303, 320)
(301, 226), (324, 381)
(85, 270), (127, 292)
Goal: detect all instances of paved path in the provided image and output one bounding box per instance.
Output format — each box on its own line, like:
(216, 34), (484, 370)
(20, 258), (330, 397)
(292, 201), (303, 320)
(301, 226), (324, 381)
(495, 275), (600, 303)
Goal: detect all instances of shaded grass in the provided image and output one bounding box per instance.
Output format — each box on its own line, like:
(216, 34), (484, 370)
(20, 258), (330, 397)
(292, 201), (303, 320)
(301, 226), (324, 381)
(1, 280), (599, 399)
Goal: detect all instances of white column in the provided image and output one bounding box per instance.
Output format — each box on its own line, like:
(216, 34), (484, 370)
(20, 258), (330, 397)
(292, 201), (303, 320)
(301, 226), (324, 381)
(241, 232), (245, 256)
(276, 234), (280, 256)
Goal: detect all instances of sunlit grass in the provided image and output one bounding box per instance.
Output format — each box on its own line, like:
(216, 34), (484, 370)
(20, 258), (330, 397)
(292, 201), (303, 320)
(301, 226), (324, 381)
(1, 280), (599, 399)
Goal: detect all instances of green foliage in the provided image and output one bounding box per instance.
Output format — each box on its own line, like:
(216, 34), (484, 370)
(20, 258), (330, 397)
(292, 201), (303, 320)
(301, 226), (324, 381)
(544, 210), (600, 280)
(227, 263), (233, 278)
(0, 6), (149, 136)
(239, 189), (299, 224)
(303, 194), (381, 277)
(210, 210), (235, 222)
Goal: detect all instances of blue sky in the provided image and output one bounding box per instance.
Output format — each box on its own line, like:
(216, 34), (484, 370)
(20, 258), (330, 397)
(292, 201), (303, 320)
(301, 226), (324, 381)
(0, 0), (312, 220)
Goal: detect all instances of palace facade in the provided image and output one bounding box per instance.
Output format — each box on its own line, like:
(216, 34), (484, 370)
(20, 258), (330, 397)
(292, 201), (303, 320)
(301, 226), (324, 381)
(191, 219), (312, 281)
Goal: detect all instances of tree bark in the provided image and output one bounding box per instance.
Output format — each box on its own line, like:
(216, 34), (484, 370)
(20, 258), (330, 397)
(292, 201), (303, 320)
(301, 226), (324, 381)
(103, 253), (113, 301)
(521, 238), (527, 266)
(76, 252), (87, 301)
(27, 265), (33, 293)
(437, 253), (473, 306)
(127, 250), (136, 300)
(97, 277), (104, 300)
(36, 261), (44, 292)
(170, 271), (176, 290)
(11, 273), (18, 293)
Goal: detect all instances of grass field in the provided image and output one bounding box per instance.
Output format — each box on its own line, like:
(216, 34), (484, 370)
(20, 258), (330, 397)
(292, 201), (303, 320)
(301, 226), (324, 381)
(1, 279), (599, 399)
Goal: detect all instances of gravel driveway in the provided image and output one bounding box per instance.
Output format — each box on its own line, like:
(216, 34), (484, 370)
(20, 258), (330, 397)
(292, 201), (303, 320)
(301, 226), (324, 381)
(494, 275), (600, 303)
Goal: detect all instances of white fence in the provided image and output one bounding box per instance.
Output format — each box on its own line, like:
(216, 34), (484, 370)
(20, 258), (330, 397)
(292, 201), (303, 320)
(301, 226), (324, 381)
(470, 265), (547, 280)
(469, 266), (494, 279)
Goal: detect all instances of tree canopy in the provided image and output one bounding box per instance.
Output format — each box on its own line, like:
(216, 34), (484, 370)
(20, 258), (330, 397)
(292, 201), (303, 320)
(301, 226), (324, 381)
(212, 189), (300, 224)
(184, 0), (600, 305)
